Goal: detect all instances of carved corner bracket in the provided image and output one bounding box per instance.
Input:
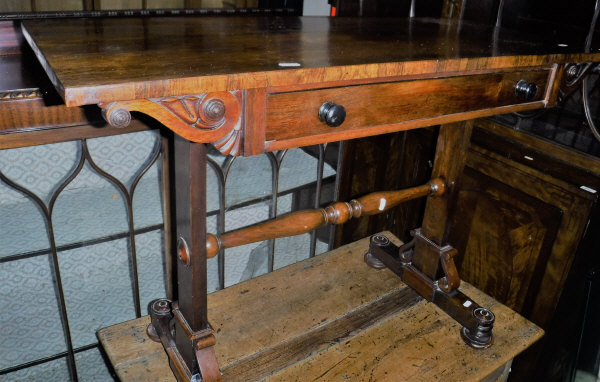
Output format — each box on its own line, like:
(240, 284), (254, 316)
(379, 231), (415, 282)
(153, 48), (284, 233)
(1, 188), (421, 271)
(100, 91), (244, 156)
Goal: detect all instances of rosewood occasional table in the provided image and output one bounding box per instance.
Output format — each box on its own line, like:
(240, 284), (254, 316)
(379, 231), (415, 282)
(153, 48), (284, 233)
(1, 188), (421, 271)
(21, 16), (600, 381)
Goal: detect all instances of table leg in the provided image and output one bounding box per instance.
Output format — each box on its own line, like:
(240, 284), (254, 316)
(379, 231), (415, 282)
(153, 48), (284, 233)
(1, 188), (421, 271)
(413, 120), (473, 279)
(367, 120), (496, 349)
(148, 136), (221, 382)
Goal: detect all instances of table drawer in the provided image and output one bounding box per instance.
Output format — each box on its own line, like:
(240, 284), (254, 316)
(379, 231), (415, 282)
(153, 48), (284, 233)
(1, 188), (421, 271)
(265, 70), (550, 146)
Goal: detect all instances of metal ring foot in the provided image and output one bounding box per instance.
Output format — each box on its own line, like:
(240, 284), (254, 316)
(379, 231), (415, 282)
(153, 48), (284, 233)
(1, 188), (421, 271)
(460, 307), (495, 349)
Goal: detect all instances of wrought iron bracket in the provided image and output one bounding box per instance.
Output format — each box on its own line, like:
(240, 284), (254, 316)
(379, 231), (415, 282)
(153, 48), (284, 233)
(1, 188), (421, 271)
(559, 62), (597, 96)
(147, 299), (222, 382)
(550, 62), (600, 144)
(365, 233), (495, 349)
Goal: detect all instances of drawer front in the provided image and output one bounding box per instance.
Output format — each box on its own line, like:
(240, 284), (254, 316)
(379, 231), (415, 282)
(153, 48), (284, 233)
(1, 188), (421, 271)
(265, 70), (549, 145)
(0, 97), (95, 131)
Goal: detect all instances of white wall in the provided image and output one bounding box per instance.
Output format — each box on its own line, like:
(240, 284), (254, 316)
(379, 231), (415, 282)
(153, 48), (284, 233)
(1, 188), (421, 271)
(302, 0), (330, 16)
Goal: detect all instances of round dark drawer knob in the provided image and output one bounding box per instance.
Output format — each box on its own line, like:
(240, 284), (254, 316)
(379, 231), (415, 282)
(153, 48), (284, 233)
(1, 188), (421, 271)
(515, 80), (538, 101)
(318, 101), (346, 127)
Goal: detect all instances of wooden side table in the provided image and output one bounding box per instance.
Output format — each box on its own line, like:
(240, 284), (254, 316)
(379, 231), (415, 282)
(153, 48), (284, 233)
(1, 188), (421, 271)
(22, 16), (592, 381)
(98, 234), (543, 382)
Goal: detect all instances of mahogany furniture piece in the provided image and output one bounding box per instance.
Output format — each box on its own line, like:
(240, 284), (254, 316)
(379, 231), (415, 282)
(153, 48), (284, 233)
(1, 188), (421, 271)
(98, 233), (543, 382)
(19, 15), (600, 381)
(451, 118), (600, 379)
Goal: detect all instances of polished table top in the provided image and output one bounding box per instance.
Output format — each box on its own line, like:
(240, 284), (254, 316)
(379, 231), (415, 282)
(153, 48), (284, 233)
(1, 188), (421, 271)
(21, 16), (600, 107)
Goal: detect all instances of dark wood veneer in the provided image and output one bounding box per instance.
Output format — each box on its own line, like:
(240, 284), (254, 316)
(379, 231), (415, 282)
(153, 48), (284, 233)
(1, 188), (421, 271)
(265, 70), (548, 150)
(20, 17), (600, 107)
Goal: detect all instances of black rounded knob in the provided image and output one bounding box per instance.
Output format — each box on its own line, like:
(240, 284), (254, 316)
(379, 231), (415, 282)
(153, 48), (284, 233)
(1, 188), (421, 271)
(515, 80), (538, 101)
(318, 101), (346, 127)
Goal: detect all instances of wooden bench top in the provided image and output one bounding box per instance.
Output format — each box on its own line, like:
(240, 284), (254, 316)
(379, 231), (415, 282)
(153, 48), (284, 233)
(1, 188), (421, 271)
(98, 233), (543, 381)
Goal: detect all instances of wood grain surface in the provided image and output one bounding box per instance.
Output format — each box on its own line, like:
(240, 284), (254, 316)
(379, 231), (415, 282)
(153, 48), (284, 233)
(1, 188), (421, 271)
(465, 145), (594, 329)
(0, 97), (95, 131)
(473, 118), (600, 180)
(98, 233), (543, 382)
(265, 70), (548, 142)
(21, 17), (600, 106)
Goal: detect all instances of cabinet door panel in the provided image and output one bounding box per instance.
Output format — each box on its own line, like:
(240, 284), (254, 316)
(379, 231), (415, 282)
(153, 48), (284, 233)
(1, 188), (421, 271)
(464, 146), (594, 328)
(451, 168), (561, 313)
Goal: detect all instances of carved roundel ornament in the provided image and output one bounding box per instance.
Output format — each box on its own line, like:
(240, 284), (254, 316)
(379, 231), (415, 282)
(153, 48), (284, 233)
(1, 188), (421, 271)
(201, 98), (226, 124)
(156, 92), (239, 131)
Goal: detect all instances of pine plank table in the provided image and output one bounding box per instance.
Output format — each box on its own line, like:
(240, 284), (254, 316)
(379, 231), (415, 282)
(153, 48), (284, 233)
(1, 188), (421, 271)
(21, 15), (597, 381)
(98, 234), (543, 382)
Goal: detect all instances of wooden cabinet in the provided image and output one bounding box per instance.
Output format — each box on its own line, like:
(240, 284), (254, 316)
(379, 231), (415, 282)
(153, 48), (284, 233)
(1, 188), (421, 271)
(451, 120), (596, 328)
(450, 118), (600, 379)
